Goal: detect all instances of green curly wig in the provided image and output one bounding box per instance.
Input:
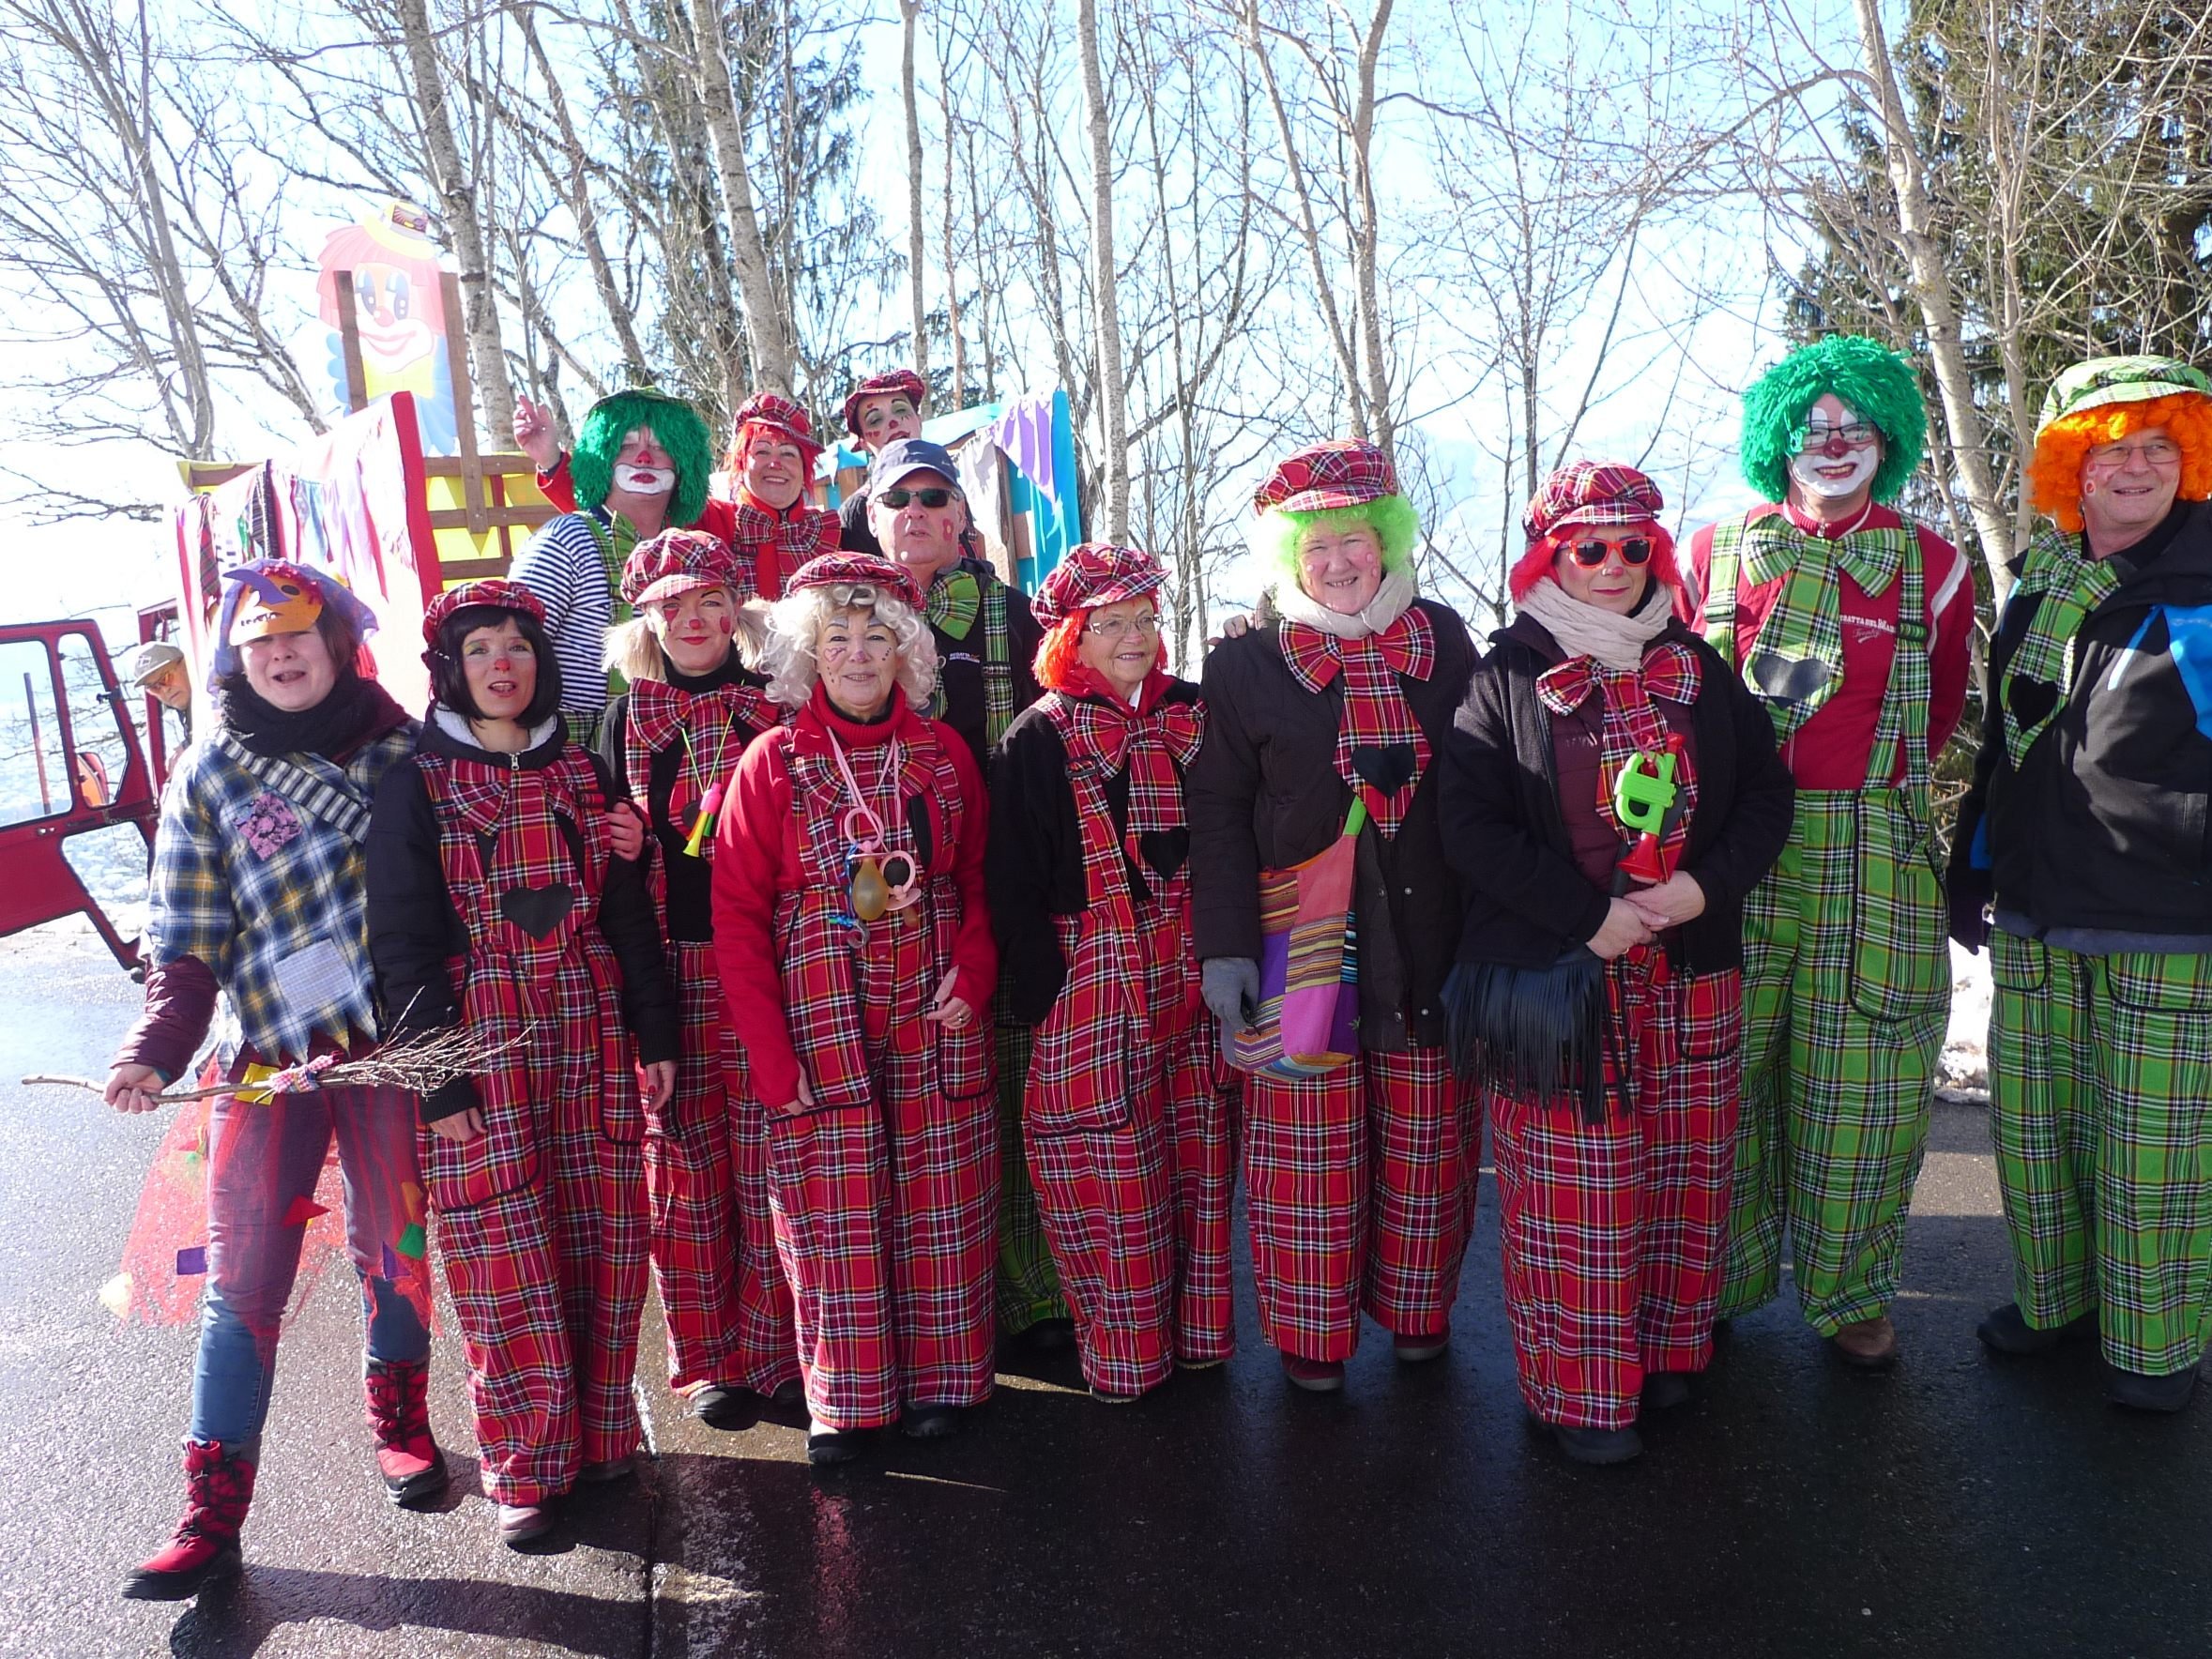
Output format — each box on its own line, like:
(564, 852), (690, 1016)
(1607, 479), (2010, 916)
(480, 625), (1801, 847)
(572, 389), (712, 525)
(1739, 335), (1927, 504)
(1250, 496), (1421, 587)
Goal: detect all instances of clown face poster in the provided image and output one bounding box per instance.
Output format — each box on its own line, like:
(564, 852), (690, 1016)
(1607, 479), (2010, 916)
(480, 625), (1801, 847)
(313, 203), (459, 455)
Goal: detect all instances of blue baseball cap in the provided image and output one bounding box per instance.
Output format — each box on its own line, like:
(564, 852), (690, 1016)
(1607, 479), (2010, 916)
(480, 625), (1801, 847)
(867, 437), (962, 495)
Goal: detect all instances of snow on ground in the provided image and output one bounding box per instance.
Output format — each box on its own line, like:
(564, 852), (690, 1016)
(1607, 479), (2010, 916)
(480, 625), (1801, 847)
(1942, 939), (1991, 1095)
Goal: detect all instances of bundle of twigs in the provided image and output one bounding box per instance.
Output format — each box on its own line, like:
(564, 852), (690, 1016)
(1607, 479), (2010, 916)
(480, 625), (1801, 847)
(23, 1020), (531, 1104)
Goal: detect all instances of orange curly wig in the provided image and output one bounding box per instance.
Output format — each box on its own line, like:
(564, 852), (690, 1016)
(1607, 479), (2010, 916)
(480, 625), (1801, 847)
(1034, 609), (1166, 692)
(2029, 392), (2212, 533)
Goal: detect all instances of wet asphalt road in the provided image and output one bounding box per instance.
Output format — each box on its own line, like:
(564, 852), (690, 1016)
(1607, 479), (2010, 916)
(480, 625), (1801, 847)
(4, 918), (2208, 1658)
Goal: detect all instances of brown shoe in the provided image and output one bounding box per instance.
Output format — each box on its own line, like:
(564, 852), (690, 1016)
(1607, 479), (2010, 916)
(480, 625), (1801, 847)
(1830, 1315), (1898, 1369)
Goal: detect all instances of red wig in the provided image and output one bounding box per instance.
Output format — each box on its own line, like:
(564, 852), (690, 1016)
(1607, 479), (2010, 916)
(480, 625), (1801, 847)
(1508, 521), (1680, 603)
(1034, 609), (1167, 693)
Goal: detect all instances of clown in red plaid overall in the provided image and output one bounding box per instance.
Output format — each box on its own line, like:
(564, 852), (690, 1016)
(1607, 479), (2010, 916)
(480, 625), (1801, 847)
(1192, 572), (1486, 1369)
(1495, 641), (1745, 1430)
(712, 692), (999, 1431)
(1016, 682), (1238, 1396)
(612, 674), (798, 1398)
(413, 741), (650, 1505)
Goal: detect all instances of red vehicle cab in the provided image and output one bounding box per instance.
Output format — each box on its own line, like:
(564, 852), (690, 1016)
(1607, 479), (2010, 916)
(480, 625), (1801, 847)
(0, 618), (160, 969)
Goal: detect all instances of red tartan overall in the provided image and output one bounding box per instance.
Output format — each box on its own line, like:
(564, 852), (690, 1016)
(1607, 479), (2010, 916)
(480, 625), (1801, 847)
(769, 717), (999, 1430)
(623, 677), (797, 1396)
(1492, 640), (1742, 1429)
(416, 746), (648, 1506)
(1492, 961), (1743, 1429)
(1246, 616), (1483, 1362)
(1024, 694), (1237, 1395)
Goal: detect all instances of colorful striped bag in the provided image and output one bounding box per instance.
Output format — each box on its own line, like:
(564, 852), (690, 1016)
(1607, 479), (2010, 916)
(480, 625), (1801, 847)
(1229, 798), (1365, 1078)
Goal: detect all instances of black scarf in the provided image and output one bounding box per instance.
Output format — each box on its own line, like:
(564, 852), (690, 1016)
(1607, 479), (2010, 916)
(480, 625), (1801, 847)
(217, 671), (407, 762)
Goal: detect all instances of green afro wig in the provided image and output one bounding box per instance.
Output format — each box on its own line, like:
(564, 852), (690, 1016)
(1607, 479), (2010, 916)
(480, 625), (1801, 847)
(572, 389), (713, 526)
(1739, 335), (1927, 505)
(1249, 496), (1421, 588)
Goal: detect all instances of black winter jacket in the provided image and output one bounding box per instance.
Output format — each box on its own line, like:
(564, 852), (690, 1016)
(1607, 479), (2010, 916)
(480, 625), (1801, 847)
(1439, 613), (1795, 975)
(1951, 500), (2212, 936)
(1186, 599), (1479, 1050)
(366, 712), (680, 1121)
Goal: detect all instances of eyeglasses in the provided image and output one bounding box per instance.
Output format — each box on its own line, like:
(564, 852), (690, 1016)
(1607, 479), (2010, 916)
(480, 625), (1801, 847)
(1084, 613), (1161, 640)
(1565, 537), (1653, 567)
(877, 486), (958, 510)
(1796, 421), (1881, 451)
(2085, 436), (2183, 470)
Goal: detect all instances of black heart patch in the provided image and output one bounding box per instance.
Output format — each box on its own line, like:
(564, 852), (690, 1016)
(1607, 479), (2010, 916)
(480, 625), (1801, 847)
(1350, 741), (1418, 796)
(2006, 676), (2058, 739)
(1747, 650), (1833, 705)
(499, 883), (575, 941)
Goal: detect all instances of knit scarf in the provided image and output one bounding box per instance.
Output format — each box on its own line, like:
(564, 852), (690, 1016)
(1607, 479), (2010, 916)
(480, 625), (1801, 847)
(1278, 582), (1436, 838)
(1516, 578), (1674, 669)
(216, 671), (407, 762)
(1998, 525), (2126, 762)
(1272, 564), (1416, 640)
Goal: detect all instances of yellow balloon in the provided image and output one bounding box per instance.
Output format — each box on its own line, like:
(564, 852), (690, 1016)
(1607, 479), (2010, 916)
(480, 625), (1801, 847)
(850, 857), (889, 922)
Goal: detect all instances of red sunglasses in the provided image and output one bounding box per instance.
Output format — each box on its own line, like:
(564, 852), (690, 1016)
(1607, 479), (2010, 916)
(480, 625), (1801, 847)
(1564, 536), (1654, 567)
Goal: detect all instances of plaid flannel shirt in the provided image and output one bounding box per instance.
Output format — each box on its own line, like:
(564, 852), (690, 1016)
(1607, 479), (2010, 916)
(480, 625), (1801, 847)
(145, 725), (418, 1064)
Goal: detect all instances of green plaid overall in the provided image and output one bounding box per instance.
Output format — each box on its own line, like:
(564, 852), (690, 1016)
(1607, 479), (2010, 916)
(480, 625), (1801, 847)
(1989, 936), (2212, 1375)
(1702, 517), (1949, 1331)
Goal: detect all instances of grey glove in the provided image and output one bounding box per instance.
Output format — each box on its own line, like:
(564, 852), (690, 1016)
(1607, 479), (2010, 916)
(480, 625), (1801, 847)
(1201, 956), (1261, 1030)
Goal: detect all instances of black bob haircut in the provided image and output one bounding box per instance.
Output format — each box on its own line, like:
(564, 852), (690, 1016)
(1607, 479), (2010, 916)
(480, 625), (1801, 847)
(426, 603), (563, 727)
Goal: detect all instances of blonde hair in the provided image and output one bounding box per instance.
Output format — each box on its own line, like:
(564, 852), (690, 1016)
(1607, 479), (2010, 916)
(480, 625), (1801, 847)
(762, 582), (938, 709)
(603, 587), (770, 684)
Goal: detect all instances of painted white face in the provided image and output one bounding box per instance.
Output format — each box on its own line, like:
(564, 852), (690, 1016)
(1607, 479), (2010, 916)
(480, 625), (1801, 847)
(1786, 397), (1884, 501)
(616, 428), (677, 496)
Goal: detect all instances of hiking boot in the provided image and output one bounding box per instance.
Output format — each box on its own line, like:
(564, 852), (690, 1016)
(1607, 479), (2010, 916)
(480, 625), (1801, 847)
(690, 1384), (758, 1431)
(2105, 1362), (2200, 1414)
(363, 1358), (448, 1507)
(121, 1438), (256, 1601)
(496, 1502), (556, 1546)
(806, 1417), (868, 1467)
(1830, 1315), (1898, 1369)
(1552, 1423), (1644, 1466)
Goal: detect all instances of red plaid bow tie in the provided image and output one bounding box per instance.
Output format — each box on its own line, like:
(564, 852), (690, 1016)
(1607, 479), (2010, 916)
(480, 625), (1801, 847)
(1534, 640), (1701, 718)
(1279, 606), (1437, 837)
(1060, 692), (1205, 855)
(734, 501), (834, 560)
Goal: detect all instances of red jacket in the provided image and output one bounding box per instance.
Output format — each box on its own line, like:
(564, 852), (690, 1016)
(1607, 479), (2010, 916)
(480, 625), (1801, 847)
(709, 691), (996, 1108)
(1678, 501), (1974, 788)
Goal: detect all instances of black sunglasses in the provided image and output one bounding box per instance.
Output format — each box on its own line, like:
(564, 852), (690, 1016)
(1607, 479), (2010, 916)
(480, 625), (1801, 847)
(877, 486), (958, 510)
(1566, 536), (1653, 567)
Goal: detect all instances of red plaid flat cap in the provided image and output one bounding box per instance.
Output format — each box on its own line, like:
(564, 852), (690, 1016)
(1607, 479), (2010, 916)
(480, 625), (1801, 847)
(783, 552), (924, 615)
(1030, 541), (1166, 627)
(422, 578), (545, 645)
(1253, 439), (1399, 515)
(734, 391), (820, 453)
(842, 369), (928, 439)
(1522, 461), (1665, 541)
(621, 528), (754, 609)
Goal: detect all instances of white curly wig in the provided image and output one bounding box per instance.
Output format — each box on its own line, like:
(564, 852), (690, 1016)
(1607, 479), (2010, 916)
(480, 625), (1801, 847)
(761, 581), (938, 709)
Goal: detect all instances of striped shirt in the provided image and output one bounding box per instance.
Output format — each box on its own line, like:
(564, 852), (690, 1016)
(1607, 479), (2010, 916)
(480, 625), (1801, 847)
(509, 509), (615, 717)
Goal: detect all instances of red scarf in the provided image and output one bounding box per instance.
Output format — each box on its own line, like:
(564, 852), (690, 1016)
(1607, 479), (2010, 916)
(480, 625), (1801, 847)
(1278, 605), (1436, 836)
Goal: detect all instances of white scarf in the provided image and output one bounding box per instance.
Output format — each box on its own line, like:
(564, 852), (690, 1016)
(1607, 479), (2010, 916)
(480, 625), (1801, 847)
(1272, 565), (1417, 640)
(1515, 578), (1674, 670)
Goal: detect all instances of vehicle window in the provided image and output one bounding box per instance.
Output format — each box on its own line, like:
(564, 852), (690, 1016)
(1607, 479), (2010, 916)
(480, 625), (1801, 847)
(0, 639), (66, 827)
(54, 631), (132, 810)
